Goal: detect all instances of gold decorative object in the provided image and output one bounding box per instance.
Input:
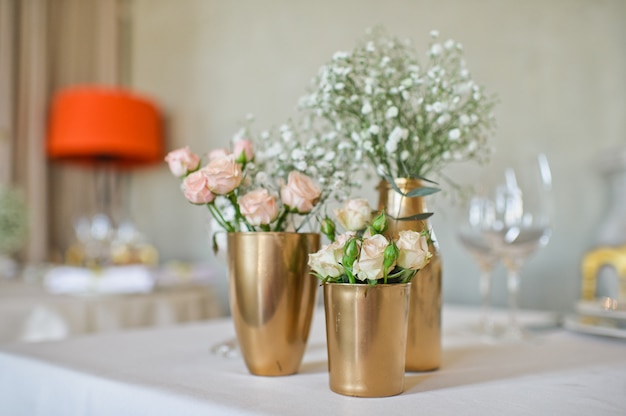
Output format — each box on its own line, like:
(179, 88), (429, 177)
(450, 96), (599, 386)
(227, 232), (320, 376)
(581, 245), (626, 302)
(323, 283), (410, 397)
(377, 178), (442, 372)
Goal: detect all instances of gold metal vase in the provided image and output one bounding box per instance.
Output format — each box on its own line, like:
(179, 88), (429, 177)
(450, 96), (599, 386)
(227, 232), (320, 376)
(323, 283), (411, 397)
(377, 178), (442, 372)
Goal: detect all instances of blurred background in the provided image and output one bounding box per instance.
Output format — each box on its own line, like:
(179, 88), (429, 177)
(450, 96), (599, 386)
(2, 0), (625, 315)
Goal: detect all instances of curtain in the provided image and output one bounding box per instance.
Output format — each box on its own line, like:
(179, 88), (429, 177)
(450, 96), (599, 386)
(0, 0), (127, 263)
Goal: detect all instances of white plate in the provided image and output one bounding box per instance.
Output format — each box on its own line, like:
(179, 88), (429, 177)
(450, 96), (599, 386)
(576, 299), (626, 321)
(564, 316), (626, 339)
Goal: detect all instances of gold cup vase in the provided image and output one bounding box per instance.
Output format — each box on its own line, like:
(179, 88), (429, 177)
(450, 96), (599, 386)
(323, 283), (411, 397)
(378, 178), (442, 372)
(227, 232), (320, 376)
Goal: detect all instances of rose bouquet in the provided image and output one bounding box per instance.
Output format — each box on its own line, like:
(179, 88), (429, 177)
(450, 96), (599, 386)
(309, 199), (432, 285)
(299, 27), (497, 191)
(165, 138), (324, 250)
(165, 111), (372, 246)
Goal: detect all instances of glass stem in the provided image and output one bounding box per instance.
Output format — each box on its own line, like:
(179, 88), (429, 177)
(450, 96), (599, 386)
(506, 266), (522, 336)
(479, 268), (492, 333)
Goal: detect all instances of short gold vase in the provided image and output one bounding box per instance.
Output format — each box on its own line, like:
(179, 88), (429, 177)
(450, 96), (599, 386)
(377, 178), (442, 372)
(323, 283), (411, 397)
(227, 232), (320, 376)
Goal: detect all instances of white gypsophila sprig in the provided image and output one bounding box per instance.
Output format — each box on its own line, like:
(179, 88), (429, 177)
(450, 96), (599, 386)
(298, 26), (497, 182)
(243, 118), (365, 222)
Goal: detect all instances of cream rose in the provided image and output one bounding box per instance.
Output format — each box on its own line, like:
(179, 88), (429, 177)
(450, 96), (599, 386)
(335, 231), (356, 246)
(334, 198), (372, 231)
(165, 147), (200, 177)
(239, 188), (278, 226)
(280, 171), (321, 213)
(396, 230), (432, 270)
(204, 155), (243, 195)
(308, 241), (344, 278)
(352, 234), (391, 281)
(233, 139), (254, 163)
(182, 170), (215, 204)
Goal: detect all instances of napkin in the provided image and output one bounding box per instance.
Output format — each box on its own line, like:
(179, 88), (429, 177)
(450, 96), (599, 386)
(44, 265), (155, 295)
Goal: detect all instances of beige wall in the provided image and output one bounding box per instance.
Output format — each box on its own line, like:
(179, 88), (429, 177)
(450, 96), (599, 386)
(129, 0), (626, 311)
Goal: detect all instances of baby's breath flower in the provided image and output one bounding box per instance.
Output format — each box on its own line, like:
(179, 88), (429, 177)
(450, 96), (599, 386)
(448, 129), (461, 141)
(298, 26), (497, 184)
(385, 106), (399, 118)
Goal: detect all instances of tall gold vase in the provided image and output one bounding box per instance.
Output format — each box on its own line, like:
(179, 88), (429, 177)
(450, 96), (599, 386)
(227, 232), (320, 376)
(377, 179), (442, 372)
(323, 283), (410, 397)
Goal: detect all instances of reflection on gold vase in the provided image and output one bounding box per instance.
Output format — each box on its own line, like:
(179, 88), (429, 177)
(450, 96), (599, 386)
(227, 232), (320, 376)
(377, 178), (442, 372)
(323, 283), (410, 397)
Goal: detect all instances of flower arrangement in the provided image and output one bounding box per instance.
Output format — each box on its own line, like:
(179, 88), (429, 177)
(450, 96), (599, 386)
(165, 111), (372, 251)
(165, 139), (326, 238)
(299, 27), (497, 186)
(309, 199), (432, 285)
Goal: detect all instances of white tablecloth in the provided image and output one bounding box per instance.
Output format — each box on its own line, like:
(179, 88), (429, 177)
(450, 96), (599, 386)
(0, 279), (223, 343)
(0, 306), (624, 416)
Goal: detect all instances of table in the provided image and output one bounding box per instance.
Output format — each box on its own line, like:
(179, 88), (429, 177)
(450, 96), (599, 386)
(0, 306), (624, 415)
(0, 278), (223, 343)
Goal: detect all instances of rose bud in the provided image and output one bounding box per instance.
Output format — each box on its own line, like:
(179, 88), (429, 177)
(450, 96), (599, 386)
(371, 210), (389, 234)
(383, 241), (399, 271)
(321, 217), (336, 242)
(233, 139), (254, 164)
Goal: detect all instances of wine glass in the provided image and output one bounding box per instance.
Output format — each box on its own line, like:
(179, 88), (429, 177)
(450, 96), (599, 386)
(456, 195), (500, 338)
(206, 215), (239, 358)
(481, 153), (553, 341)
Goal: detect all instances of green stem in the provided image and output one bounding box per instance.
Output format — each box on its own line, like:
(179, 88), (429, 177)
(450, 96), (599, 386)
(207, 203), (235, 232)
(273, 208), (290, 232)
(227, 192), (252, 231)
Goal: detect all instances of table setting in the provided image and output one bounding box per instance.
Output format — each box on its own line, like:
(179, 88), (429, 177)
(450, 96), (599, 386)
(0, 262), (224, 343)
(1, 23), (625, 415)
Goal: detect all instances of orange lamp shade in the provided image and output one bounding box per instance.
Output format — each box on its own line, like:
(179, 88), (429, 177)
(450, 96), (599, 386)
(46, 86), (164, 167)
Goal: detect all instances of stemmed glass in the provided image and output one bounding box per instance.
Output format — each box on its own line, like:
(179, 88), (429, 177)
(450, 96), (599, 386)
(206, 216), (240, 358)
(481, 153), (553, 341)
(456, 195), (500, 338)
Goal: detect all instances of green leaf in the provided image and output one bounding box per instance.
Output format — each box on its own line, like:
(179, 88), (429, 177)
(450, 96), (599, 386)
(387, 212), (434, 221)
(405, 186), (440, 198)
(383, 175), (440, 198)
(211, 233), (219, 255)
(407, 174), (439, 185)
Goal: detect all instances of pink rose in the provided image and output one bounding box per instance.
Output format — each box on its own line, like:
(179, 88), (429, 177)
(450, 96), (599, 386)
(280, 171), (321, 213)
(182, 170), (215, 204)
(204, 155), (243, 195)
(233, 140), (254, 163)
(239, 188), (278, 226)
(164, 147), (200, 177)
(208, 148), (230, 161)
